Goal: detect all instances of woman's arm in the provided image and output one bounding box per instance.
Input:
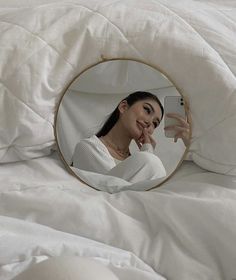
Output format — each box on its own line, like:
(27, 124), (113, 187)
(164, 113), (191, 147)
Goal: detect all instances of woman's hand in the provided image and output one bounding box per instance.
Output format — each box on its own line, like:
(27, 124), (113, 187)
(164, 113), (191, 147)
(135, 128), (156, 150)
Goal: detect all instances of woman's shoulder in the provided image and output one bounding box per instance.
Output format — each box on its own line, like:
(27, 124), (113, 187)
(74, 135), (107, 154)
(73, 134), (115, 166)
(76, 135), (101, 147)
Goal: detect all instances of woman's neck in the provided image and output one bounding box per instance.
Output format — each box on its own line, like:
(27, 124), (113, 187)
(103, 122), (131, 151)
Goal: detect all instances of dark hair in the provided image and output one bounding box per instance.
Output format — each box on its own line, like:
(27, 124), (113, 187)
(96, 91), (164, 137)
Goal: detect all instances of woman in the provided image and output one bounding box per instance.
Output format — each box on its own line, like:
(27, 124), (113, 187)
(72, 91), (190, 183)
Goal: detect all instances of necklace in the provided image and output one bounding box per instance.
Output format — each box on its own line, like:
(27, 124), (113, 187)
(100, 136), (130, 157)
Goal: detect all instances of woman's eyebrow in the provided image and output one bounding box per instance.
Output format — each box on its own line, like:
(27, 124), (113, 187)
(145, 102), (161, 123)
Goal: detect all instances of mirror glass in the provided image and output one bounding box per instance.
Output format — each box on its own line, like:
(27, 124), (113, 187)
(55, 60), (190, 192)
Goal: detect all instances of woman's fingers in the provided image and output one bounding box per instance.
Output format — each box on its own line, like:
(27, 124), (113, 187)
(174, 131), (184, 143)
(143, 128), (156, 149)
(165, 125), (190, 146)
(183, 96), (192, 122)
(136, 128), (157, 150)
(164, 125), (188, 132)
(166, 113), (189, 127)
(136, 132), (146, 149)
(165, 98), (192, 147)
(143, 128), (151, 143)
(135, 138), (142, 149)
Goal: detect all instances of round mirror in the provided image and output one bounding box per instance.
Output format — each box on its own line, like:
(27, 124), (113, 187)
(55, 59), (191, 192)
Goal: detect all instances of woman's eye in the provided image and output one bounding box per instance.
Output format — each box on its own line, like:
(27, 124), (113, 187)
(144, 106), (151, 114)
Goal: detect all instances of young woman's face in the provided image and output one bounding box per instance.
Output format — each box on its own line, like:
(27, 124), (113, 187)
(119, 99), (162, 140)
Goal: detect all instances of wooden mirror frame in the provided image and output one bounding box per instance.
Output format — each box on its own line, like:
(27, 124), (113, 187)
(54, 57), (192, 192)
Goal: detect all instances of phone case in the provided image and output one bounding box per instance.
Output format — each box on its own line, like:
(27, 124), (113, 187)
(164, 96), (186, 138)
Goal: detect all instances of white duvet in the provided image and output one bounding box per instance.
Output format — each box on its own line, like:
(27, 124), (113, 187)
(1, 153), (236, 280)
(1, 1), (236, 280)
(0, 0), (236, 174)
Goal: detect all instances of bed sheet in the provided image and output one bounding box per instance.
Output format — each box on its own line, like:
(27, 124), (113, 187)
(0, 154), (236, 280)
(0, 153), (166, 280)
(0, 1), (236, 279)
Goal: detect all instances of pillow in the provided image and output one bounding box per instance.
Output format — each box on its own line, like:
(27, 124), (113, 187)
(0, 1), (235, 175)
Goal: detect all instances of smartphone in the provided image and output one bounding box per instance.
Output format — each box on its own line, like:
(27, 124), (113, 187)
(164, 96), (186, 138)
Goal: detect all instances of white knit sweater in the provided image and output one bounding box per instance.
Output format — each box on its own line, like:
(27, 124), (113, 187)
(72, 135), (155, 174)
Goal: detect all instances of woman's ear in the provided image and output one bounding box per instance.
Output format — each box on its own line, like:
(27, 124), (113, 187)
(118, 100), (129, 114)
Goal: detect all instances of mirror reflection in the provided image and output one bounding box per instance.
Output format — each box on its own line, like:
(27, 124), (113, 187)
(56, 60), (190, 192)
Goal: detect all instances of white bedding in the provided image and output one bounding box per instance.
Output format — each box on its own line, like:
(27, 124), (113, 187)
(1, 0), (236, 279)
(1, 154), (236, 280)
(0, 0), (236, 174)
